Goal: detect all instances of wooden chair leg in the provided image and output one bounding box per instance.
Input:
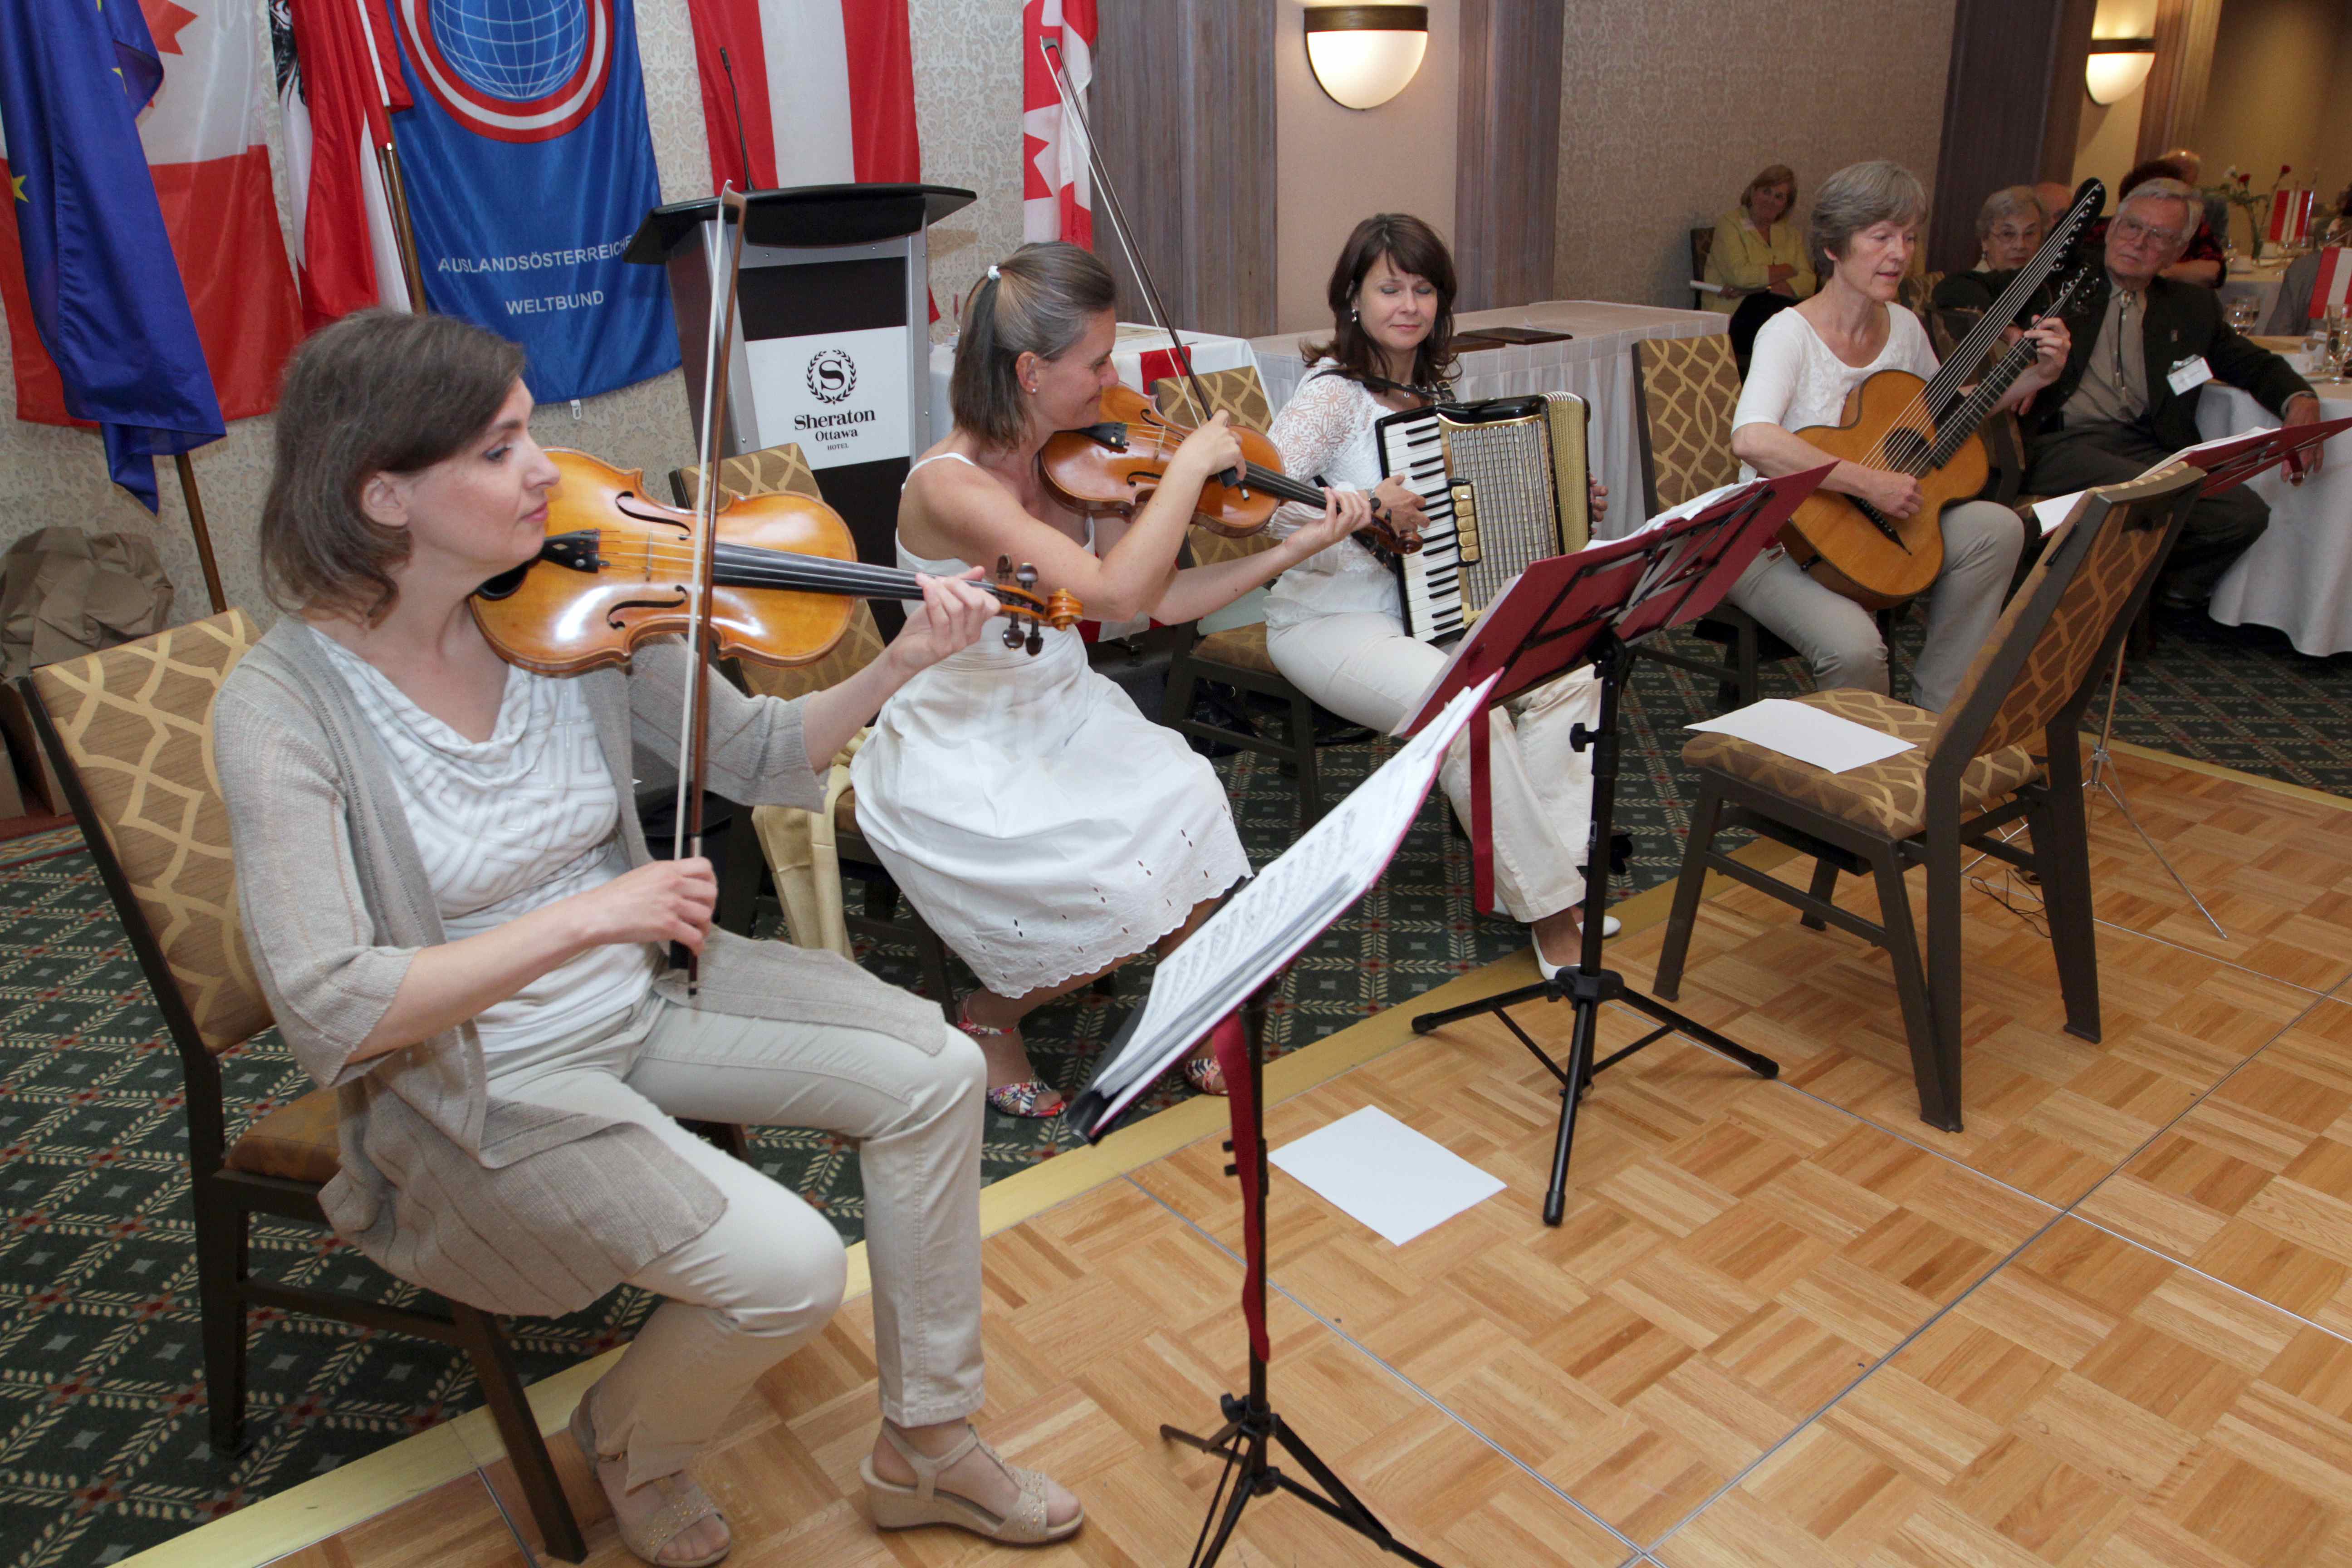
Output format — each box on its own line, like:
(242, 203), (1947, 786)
(1800, 857), (1838, 931)
(456, 1305), (588, 1564)
(1868, 844), (1953, 1131)
(1653, 784), (1723, 1000)
(1735, 617), (1760, 708)
(194, 1196), (250, 1454)
(1161, 653), (1198, 731)
(1919, 821), (1969, 1132)
(1290, 690), (1322, 823)
(914, 918), (953, 1004)
(714, 815), (764, 936)
(2033, 745), (2102, 1042)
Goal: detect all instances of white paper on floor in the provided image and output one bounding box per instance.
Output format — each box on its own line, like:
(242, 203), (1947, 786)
(1686, 697), (1916, 774)
(1268, 1106), (1506, 1246)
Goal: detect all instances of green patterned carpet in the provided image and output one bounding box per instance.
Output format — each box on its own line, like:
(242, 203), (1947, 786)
(0, 609), (2343, 1566)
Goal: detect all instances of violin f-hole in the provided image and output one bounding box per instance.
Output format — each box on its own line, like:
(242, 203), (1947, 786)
(605, 587), (690, 629)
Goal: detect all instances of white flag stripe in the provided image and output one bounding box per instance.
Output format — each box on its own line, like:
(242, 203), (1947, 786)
(137, 1), (269, 165)
(762, 0), (853, 186)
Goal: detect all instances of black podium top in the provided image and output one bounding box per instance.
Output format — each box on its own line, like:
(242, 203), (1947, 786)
(625, 183), (977, 264)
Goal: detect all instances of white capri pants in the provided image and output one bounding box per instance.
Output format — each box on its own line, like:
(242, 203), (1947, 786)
(1267, 612), (1601, 922)
(485, 994), (987, 1487)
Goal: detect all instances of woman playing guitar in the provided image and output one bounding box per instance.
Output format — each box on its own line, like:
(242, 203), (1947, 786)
(1725, 160), (2069, 711)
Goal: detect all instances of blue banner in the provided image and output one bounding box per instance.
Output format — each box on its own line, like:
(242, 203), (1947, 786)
(387, 0), (676, 401)
(0, 0), (224, 509)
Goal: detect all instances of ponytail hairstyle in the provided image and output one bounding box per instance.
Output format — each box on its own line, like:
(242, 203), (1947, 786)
(1300, 213), (1458, 391)
(949, 242), (1119, 450)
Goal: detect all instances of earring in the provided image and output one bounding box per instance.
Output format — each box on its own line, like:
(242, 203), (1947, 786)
(1350, 305), (1359, 322)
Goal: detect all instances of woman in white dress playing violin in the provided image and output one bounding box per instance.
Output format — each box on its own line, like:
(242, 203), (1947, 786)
(852, 243), (1371, 1114)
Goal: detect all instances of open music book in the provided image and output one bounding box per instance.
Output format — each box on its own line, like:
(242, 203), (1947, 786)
(1065, 674), (1501, 1142)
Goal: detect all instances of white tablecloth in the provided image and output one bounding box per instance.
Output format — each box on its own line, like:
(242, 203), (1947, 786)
(2204, 379), (2352, 655)
(1248, 300), (1727, 539)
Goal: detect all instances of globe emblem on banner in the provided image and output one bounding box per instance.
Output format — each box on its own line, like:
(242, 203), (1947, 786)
(808, 349), (857, 404)
(397, 0), (615, 143)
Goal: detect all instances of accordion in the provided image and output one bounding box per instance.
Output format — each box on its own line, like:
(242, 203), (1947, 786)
(1373, 392), (1592, 643)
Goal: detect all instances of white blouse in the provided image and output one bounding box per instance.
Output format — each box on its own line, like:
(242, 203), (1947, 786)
(1262, 364), (1405, 632)
(312, 628), (657, 1056)
(1731, 306), (1940, 481)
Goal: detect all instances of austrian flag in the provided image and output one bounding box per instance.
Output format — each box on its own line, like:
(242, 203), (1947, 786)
(681, 0), (923, 191)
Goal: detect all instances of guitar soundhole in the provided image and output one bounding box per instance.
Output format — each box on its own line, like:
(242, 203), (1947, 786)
(1882, 429), (1933, 474)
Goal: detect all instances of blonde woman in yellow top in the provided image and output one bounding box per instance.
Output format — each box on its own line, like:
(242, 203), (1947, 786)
(1702, 164), (1816, 313)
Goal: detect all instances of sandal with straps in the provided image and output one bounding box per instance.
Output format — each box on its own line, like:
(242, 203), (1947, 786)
(569, 1387), (732, 1568)
(953, 1000), (1065, 1120)
(1180, 1052), (1228, 1098)
(859, 1421), (1082, 1544)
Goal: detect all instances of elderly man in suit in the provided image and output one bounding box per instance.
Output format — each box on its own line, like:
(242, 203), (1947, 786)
(2019, 177), (2320, 611)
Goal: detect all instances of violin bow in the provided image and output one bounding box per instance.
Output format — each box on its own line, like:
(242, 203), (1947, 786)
(1037, 38), (1233, 475)
(674, 183), (752, 993)
(1039, 39), (1391, 535)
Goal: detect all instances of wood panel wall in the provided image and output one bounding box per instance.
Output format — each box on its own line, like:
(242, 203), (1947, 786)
(1453, 0), (1564, 311)
(1928, 0), (2098, 273)
(1093, 0), (1280, 338)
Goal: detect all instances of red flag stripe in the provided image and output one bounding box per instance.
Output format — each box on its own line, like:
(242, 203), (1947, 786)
(841, 0), (919, 183)
(683, 0), (777, 191)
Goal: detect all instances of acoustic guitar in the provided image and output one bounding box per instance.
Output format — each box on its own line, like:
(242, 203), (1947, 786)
(1779, 182), (2104, 609)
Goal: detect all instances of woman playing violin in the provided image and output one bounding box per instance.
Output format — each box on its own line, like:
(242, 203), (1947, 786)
(850, 242), (1369, 1111)
(1262, 214), (1614, 981)
(215, 311), (1081, 1567)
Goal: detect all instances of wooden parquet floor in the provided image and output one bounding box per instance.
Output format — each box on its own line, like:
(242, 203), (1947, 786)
(260, 749), (2352, 1568)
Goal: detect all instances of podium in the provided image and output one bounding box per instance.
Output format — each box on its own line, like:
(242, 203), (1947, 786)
(627, 184), (974, 584)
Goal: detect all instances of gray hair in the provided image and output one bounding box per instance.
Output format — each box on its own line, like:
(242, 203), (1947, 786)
(949, 242), (1118, 450)
(2118, 177), (2200, 236)
(1808, 160), (1928, 275)
(1975, 185), (2043, 242)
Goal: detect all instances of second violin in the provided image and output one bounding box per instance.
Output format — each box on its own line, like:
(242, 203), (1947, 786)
(1039, 384), (1418, 559)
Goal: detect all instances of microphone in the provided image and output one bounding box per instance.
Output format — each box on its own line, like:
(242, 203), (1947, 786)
(718, 46), (753, 188)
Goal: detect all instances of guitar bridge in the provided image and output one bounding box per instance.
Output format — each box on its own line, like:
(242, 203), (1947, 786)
(1851, 500), (1908, 548)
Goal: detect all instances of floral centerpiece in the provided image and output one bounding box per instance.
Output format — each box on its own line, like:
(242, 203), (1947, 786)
(2204, 165), (2301, 260)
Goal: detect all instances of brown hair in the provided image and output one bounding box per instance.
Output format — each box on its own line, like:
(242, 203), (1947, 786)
(2119, 157), (2190, 199)
(1741, 164), (1798, 214)
(949, 243), (1118, 451)
(261, 310), (526, 624)
(1300, 213), (1458, 390)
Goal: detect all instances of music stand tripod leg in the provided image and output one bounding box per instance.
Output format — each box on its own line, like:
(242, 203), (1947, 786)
(1157, 995), (1451, 1568)
(2087, 648), (2227, 938)
(1412, 639), (1778, 1225)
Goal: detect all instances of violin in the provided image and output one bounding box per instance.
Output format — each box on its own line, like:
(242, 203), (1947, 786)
(472, 449), (1083, 673)
(1028, 45), (1416, 566)
(1039, 385), (1418, 561)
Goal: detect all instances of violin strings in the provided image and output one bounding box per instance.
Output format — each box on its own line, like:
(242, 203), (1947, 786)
(569, 533), (1053, 609)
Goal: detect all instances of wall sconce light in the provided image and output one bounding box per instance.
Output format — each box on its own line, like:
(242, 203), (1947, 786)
(2085, 37), (2156, 106)
(1306, 5), (1430, 111)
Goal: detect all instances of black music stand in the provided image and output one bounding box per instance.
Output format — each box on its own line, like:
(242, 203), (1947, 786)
(1065, 685), (1495, 1568)
(1406, 471), (1827, 1224)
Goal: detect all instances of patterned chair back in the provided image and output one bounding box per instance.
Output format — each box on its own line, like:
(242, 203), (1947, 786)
(1630, 333), (1742, 514)
(26, 611), (270, 1056)
(1928, 466), (2200, 765)
(672, 442), (889, 702)
(1153, 365), (1282, 567)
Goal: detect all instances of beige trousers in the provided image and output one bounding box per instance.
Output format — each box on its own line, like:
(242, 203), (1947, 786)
(1266, 612), (1602, 922)
(485, 995), (987, 1487)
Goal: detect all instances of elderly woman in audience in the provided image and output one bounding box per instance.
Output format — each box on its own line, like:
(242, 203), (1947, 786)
(1702, 164), (1816, 314)
(1972, 186), (2043, 274)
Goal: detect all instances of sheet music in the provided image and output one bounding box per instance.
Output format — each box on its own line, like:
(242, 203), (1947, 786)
(1072, 676), (1500, 1139)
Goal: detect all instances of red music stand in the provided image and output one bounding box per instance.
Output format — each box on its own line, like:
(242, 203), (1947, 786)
(1065, 681), (1497, 1568)
(1404, 469), (1827, 1224)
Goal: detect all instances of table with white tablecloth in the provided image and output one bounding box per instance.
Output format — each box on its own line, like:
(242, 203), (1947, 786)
(1249, 300), (1728, 539)
(2203, 378), (2352, 656)
(2218, 256), (2293, 330)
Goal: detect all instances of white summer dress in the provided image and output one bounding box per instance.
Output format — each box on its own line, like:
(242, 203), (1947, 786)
(849, 453), (1251, 996)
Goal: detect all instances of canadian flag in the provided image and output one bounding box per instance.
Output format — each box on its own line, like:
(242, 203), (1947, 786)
(272, 0), (415, 326)
(1021, 0), (1094, 246)
(682, 0), (922, 191)
(2313, 248), (2351, 320)
(0, 0), (301, 422)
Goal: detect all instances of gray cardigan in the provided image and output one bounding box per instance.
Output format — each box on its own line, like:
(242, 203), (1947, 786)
(213, 619), (945, 1317)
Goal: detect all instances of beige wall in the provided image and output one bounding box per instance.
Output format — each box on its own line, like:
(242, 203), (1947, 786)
(0, 0), (1027, 626)
(2196, 0), (2351, 245)
(1553, 0), (1960, 309)
(2074, 83), (2149, 200)
(1273, 0), (1461, 336)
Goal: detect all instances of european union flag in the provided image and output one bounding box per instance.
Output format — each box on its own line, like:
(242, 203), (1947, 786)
(0, 0), (224, 510)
